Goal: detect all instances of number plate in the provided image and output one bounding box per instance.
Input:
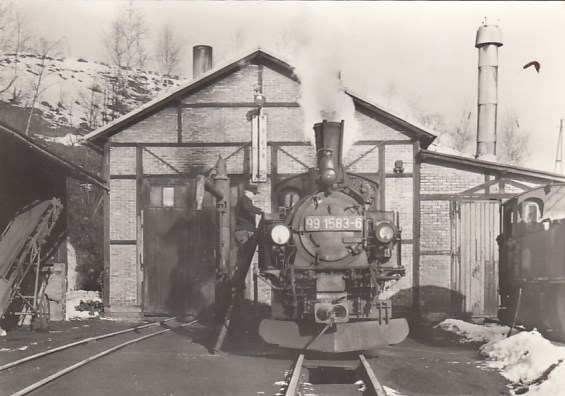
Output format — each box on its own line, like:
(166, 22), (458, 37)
(304, 216), (363, 231)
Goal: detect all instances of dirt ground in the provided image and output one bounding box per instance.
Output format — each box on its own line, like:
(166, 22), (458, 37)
(0, 317), (511, 396)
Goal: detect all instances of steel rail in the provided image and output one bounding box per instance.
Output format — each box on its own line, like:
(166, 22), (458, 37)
(0, 317), (180, 372)
(8, 318), (199, 396)
(283, 353), (304, 396)
(282, 353), (388, 396)
(358, 354), (387, 396)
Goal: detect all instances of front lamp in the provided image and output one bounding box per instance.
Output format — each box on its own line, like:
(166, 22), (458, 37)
(271, 224), (291, 245)
(375, 222), (396, 243)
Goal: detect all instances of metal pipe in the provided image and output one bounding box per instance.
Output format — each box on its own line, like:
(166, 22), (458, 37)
(475, 24), (503, 161)
(193, 45), (213, 78)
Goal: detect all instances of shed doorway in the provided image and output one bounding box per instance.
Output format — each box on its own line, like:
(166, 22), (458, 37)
(451, 200), (500, 317)
(142, 178), (216, 316)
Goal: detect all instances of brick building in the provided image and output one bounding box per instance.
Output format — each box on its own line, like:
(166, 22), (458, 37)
(85, 47), (565, 321)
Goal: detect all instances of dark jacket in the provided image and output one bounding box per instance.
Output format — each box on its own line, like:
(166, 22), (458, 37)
(235, 195), (263, 232)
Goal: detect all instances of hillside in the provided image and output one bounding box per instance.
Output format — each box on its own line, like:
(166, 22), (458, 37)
(0, 54), (186, 143)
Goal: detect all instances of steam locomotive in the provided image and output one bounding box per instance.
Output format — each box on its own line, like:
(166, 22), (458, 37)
(257, 121), (409, 353)
(498, 183), (565, 340)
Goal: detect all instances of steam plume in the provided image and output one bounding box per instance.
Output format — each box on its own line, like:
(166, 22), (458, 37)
(290, 10), (360, 156)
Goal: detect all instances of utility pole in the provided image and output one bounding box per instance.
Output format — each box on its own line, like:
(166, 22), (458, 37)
(555, 119), (564, 173)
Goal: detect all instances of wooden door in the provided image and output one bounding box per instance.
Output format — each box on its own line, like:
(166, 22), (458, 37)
(143, 178), (216, 316)
(452, 200), (500, 317)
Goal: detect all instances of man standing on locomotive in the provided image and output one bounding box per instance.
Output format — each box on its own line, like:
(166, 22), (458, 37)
(231, 184), (263, 288)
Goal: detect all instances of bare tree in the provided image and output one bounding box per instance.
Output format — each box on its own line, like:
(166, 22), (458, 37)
(24, 37), (62, 135)
(0, 0), (13, 54)
(0, 1), (31, 97)
(102, 0), (150, 121)
(445, 108), (474, 153)
(79, 79), (104, 130)
(497, 115), (529, 165)
(154, 25), (183, 82)
(105, 0), (149, 71)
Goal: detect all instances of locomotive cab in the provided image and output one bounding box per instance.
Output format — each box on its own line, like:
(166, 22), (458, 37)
(498, 183), (565, 339)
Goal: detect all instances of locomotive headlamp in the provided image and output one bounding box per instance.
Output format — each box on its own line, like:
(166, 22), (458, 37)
(271, 224), (291, 245)
(320, 168), (337, 185)
(375, 222), (396, 243)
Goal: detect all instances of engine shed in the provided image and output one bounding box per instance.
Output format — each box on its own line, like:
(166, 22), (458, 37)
(84, 46), (565, 323)
(0, 120), (107, 321)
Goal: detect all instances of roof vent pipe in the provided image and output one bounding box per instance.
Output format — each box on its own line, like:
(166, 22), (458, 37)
(193, 45), (213, 78)
(475, 24), (503, 161)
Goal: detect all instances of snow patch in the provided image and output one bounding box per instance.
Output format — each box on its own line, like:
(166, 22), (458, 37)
(65, 290), (101, 320)
(440, 319), (565, 395)
(383, 386), (405, 396)
(481, 330), (565, 386)
(436, 319), (510, 343)
(0, 54), (186, 131)
(37, 133), (82, 147)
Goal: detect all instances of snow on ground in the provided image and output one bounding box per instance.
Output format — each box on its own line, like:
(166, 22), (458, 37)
(438, 319), (565, 395)
(481, 330), (565, 395)
(383, 386), (405, 396)
(0, 54), (186, 131)
(65, 290), (102, 320)
(436, 318), (510, 343)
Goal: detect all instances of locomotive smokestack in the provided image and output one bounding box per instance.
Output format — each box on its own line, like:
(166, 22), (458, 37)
(193, 45), (213, 78)
(475, 23), (503, 161)
(313, 120), (345, 186)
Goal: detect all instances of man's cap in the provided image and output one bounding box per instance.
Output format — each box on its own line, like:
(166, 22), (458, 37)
(245, 184), (259, 194)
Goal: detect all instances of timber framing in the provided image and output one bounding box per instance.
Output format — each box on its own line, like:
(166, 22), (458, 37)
(110, 140), (413, 148)
(103, 141), (111, 305)
(412, 141), (421, 313)
(181, 102), (300, 108)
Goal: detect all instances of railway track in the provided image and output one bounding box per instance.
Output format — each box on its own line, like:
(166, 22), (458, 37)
(0, 317), (199, 396)
(281, 353), (388, 396)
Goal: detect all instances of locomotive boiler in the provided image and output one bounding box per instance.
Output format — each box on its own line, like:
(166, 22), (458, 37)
(257, 121), (409, 353)
(498, 183), (565, 340)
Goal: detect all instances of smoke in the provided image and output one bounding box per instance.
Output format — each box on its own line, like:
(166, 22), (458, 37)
(289, 9), (361, 156)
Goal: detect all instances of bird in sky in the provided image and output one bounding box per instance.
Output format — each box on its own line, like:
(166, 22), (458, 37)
(523, 61), (541, 74)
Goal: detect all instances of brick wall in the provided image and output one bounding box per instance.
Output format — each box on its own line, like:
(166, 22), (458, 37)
(416, 161), (547, 321)
(386, 177), (413, 240)
(141, 146), (246, 175)
(109, 245), (138, 307)
(356, 111), (412, 141)
(104, 58), (425, 316)
(109, 180), (136, 240)
(344, 145), (378, 173)
(112, 108), (178, 144)
(420, 201), (451, 252)
(421, 163), (484, 194)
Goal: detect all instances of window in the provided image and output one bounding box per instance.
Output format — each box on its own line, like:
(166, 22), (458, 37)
(282, 189), (300, 209)
(149, 186), (176, 207)
(162, 187), (175, 207)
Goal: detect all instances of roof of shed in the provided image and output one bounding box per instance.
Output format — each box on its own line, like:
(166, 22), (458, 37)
(419, 149), (565, 183)
(0, 120), (108, 190)
(83, 47), (437, 147)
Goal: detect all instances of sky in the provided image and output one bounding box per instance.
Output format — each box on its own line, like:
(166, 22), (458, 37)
(22, 0), (565, 173)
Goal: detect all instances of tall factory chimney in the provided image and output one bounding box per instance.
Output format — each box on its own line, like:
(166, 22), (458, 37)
(193, 45), (213, 78)
(475, 23), (503, 161)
